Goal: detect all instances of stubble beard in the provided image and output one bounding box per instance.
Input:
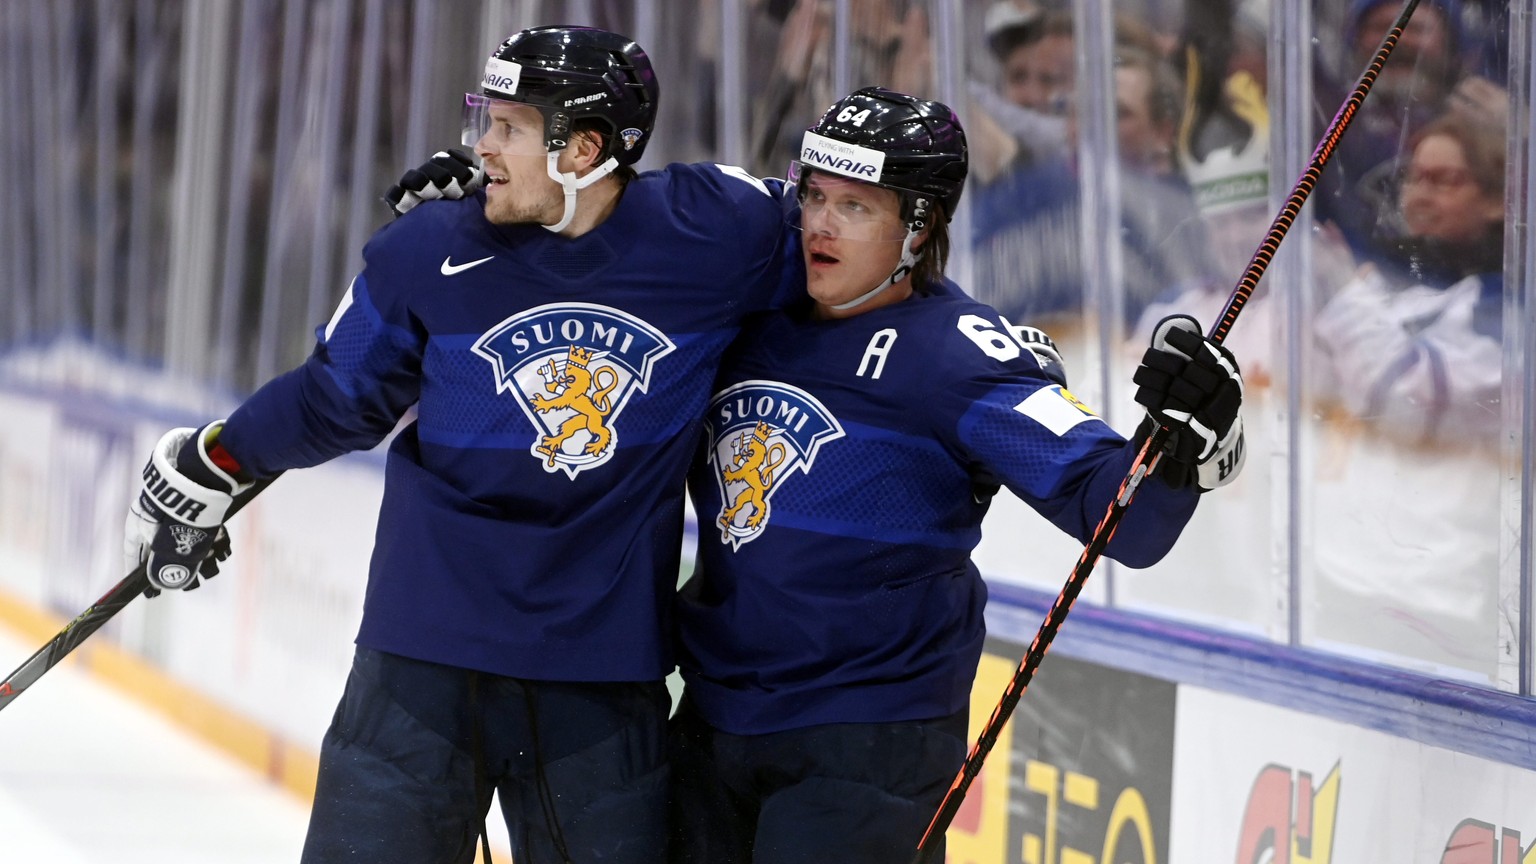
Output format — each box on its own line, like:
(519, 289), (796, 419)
(483, 191), (555, 227)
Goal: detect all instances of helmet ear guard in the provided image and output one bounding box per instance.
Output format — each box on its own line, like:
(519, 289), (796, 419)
(544, 108), (573, 153)
(900, 194), (938, 234)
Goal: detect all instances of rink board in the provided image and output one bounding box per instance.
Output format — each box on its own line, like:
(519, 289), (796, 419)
(952, 614), (1536, 862)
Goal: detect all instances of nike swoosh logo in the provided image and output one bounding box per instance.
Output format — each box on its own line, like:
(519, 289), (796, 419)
(440, 255), (494, 276)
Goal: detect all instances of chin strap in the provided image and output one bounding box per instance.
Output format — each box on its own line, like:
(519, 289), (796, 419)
(543, 151), (619, 233)
(829, 229), (924, 312)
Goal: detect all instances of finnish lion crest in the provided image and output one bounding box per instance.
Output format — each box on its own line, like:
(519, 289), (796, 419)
(472, 303), (675, 478)
(718, 421), (787, 540)
(707, 381), (843, 549)
(528, 345), (620, 467)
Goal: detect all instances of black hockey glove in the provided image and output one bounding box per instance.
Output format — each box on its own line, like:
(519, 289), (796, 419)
(384, 148), (485, 216)
(124, 423), (250, 597)
(1132, 315), (1245, 491)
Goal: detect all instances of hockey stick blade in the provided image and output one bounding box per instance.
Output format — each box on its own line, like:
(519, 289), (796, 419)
(912, 2), (1420, 860)
(0, 474), (278, 712)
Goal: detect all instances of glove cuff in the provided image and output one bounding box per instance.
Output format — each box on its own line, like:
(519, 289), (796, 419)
(176, 421), (253, 495)
(1194, 416), (1246, 490)
(144, 427), (237, 529)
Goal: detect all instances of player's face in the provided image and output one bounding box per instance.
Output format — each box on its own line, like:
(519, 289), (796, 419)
(799, 173), (912, 316)
(472, 100), (561, 225)
(1399, 134), (1501, 244)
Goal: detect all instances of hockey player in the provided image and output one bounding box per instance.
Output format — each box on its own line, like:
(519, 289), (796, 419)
(667, 88), (1246, 862)
(123, 25), (791, 864)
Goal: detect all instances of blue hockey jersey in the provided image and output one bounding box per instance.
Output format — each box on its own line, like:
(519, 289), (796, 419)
(219, 162), (789, 681)
(678, 285), (1200, 734)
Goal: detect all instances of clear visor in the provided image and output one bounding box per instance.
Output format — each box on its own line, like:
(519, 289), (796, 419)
(461, 93), (551, 157)
(785, 161), (910, 245)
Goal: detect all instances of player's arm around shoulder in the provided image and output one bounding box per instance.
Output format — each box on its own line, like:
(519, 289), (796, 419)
(669, 162), (785, 247)
(663, 161), (792, 307)
(384, 148), (485, 217)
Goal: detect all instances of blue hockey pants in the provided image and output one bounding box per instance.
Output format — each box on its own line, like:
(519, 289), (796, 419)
(300, 646), (670, 863)
(666, 695), (967, 864)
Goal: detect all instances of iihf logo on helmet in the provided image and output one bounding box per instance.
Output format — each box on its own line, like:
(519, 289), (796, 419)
(707, 381), (844, 549)
(472, 302), (676, 478)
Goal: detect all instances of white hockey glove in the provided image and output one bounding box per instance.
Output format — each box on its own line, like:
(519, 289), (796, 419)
(384, 148), (485, 216)
(124, 424), (250, 597)
(1132, 315), (1245, 491)
(1011, 323), (1067, 386)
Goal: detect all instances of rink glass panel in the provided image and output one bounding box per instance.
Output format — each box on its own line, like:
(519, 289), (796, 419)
(1297, 0), (1518, 684)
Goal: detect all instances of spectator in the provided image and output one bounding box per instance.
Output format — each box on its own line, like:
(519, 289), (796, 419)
(1456, 0), (1510, 82)
(996, 8), (1076, 119)
(1130, 0), (1281, 456)
(1160, 0), (1276, 351)
(1315, 114), (1506, 448)
(1112, 45), (1181, 175)
(966, 4), (1071, 181)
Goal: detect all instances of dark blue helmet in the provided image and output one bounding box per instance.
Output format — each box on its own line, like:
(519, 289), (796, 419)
(477, 25), (659, 166)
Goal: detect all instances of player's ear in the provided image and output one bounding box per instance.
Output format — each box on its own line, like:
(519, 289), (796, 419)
(570, 129), (607, 174)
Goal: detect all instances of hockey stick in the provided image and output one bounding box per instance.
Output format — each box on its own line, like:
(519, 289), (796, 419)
(0, 474), (277, 712)
(912, 2), (1420, 859)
